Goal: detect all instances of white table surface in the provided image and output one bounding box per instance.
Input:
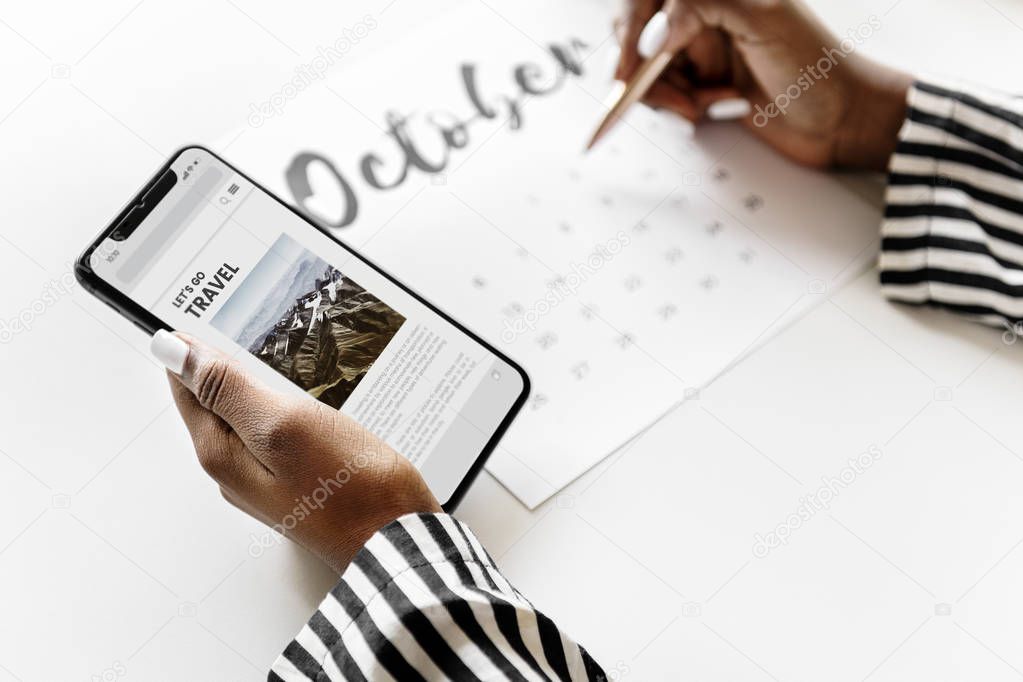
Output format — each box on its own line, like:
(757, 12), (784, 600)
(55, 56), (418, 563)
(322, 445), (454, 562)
(3, 1), (1023, 680)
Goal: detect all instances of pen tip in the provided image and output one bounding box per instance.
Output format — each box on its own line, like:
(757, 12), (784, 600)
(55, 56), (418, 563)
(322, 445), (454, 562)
(585, 80), (627, 153)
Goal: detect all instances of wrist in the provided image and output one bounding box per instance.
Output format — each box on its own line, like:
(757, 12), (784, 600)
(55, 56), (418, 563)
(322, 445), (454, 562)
(834, 57), (912, 171)
(324, 505), (441, 573)
(322, 483), (440, 573)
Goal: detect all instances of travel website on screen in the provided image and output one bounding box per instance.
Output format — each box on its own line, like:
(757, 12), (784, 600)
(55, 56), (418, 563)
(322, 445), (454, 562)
(90, 150), (522, 500)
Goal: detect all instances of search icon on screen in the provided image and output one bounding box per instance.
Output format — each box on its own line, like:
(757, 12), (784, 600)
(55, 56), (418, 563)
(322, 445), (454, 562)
(212, 177), (250, 212)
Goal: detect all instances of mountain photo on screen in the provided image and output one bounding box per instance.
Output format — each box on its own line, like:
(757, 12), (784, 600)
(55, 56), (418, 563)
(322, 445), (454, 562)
(210, 233), (406, 409)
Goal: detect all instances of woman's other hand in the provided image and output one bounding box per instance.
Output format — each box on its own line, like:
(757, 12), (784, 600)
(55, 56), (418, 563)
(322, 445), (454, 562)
(614, 0), (912, 170)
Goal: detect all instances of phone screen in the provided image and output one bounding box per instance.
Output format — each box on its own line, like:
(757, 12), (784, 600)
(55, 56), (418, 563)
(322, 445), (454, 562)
(86, 147), (526, 504)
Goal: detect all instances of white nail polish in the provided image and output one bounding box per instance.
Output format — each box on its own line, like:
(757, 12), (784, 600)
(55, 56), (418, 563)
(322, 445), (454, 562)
(707, 98), (752, 121)
(637, 11), (669, 59)
(151, 329), (188, 375)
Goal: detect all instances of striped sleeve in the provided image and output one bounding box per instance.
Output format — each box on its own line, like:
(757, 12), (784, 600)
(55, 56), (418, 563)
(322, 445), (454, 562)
(880, 78), (1023, 327)
(268, 513), (606, 681)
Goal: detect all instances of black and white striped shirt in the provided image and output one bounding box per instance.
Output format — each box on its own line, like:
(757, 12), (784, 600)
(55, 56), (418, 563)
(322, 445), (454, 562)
(269, 513), (605, 680)
(881, 79), (1023, 325)
(270, 78), (1022, 681)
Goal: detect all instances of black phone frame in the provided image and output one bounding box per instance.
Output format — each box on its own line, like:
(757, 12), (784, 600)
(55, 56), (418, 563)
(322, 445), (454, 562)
(75, 145), (530, 511)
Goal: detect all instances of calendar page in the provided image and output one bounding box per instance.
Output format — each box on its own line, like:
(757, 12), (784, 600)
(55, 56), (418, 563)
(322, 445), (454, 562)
(223, 0), (881, 508)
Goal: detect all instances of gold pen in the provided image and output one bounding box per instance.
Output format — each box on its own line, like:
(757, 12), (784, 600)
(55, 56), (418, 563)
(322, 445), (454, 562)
(586, 29), (751, 152)
(585, 49), (675, 152)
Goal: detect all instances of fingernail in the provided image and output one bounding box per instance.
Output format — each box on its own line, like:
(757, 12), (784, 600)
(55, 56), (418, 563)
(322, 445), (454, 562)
(707, 98), (752, 121)
(151, 329), (189, 375)
(637, 11), (669, 59)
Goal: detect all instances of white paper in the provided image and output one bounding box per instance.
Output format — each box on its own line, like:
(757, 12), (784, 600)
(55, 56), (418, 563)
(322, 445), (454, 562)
(222, 0), (881, 508)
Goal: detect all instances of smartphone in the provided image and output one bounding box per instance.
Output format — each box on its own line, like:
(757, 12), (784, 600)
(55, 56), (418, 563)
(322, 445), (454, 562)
(76, 146), (529, 510)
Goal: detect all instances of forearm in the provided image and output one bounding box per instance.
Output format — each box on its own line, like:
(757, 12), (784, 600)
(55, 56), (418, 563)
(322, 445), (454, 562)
(270, 513), (605, 681)
(880, 77), (1023, 324)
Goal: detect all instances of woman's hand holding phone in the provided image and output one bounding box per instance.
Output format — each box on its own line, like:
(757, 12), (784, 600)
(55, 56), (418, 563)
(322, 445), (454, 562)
(152, 330), (441, 573)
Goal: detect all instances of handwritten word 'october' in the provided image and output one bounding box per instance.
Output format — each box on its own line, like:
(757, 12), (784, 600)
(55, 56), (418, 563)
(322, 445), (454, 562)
(284, 38), (588, 229)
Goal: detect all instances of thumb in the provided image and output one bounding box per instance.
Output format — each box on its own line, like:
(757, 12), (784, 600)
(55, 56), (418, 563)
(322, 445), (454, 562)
(151, 329), (282, 444)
